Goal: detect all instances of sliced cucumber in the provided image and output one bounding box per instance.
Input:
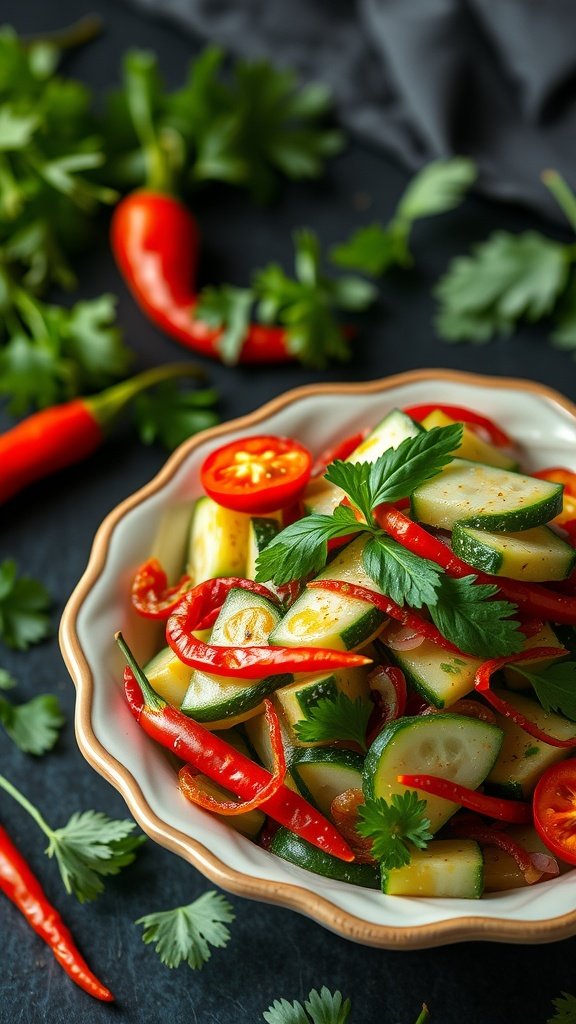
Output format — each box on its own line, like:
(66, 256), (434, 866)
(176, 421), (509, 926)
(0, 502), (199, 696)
(363, 714), (503, 832)
(483, 824), (566, 891)
(289, 748), (364, 817)
(452, 522), (576, 582)
(503, 623), (562, 690)
(180, 589), (288, 724)
(388, 642), (482, 709)
(243, 709), (299, 791)
(420, 409), (517, 470)
(486, 690), (576, 799)
(270, 827), (380, 888)
(273, 665), (371, 746)
(269, 537), (386, 651)
(304, 409), (421, 516)
(187, 496), (250, 583)
(411, 459), (563, 532)
(245, 516), (281, 580)
(381, 839), (483, 898)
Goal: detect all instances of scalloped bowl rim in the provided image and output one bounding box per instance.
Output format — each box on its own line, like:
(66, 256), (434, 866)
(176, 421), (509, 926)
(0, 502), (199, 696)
(60, 368), (576, 949)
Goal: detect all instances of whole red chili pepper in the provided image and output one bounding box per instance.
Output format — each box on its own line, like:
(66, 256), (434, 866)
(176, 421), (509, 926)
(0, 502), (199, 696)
(376, 504), (576, 625)
(116, 633), (354, 862)
(0, 822), (113, 1001)
(403, 404), (513, 448)
(111, 191), (290, 364)
(165, 577), (371, 678)
(396, 774), (532, 824)
(0, 363), (202, 505)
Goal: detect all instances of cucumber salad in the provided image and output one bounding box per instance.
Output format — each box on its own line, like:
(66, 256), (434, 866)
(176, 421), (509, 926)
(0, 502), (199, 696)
(120, 403), (576, 899)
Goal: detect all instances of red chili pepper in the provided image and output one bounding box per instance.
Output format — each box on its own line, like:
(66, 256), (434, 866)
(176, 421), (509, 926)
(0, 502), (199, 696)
(0, 363), (203, 505)
(307, 579), (463, 653)
(376, 503), (576, 625)
(111, 191), (291, 364)
(450, 817), (554, 884)
(474, 647), (576, 748)
(403, 404), (513, 448)
(116, 633), (354, 862)
(311, 430), (369, 477)
(165, 578), (371, 678)
(0, 822), (113, 1001)
(131, 558), (193, 619)
(396, 773), (532, 823)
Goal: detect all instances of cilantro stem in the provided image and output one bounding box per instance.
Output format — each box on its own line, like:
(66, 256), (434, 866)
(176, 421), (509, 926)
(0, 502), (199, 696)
(414, 1007), (430, 1024)
(0, 772), (54, 844)
(21, 14), (104, 52)
(542, 170), (576, 237)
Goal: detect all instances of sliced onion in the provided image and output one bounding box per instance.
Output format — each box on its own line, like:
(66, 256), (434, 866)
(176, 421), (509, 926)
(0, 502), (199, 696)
(529, 852), (560, 878)
(384, 623), (426, 651)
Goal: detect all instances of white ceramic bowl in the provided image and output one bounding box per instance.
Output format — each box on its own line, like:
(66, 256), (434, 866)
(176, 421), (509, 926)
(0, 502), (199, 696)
(60, 369), (576, 949)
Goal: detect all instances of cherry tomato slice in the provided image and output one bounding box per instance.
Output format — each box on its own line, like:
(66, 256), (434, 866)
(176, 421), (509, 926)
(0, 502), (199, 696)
(533, 760), (576, 865)
(200, 435), (312, 514)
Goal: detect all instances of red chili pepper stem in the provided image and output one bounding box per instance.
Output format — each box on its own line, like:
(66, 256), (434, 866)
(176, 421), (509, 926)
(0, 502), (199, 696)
(116, 632), (165, 712)
(0, 822), (113, 1001)
(84, 362), (206, 433)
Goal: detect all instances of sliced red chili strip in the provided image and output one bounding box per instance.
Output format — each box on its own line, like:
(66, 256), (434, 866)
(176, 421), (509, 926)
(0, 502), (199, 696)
(179, 699), (286, 815)
(403, 404), (513, 448)
(131, 558), (192, 619)
(397, 773), (532, 823)
(474, 647), (576, 748)
(166, 578), (372, 678)
(307, 578), (463, 653)
(534, 467), (576, 498)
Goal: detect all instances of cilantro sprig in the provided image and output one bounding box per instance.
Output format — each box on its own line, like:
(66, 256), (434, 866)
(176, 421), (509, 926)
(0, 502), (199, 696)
(435, 170), (576, 353)
(511, 661), (576, 722)
(133, 381), (220, 450)
(0, 772), (145, 902)
(136, 890), (235, 970)
(294, 692), (373, 751)
(357, 792), (433, 871)
(0, 559), (51, 650)
(331, 158), (476, 275)
(255, 423), (523, 658)
(0, 687), (64, 756)
(547, 992), (576, 1024)
(262, 989), (430, 1024)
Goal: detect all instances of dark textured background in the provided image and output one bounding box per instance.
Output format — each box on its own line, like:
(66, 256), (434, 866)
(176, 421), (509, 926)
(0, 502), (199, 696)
(1, 2), (576, 1023)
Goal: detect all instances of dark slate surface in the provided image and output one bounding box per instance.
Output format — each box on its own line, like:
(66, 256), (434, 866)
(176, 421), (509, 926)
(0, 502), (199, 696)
(1, 3), (575, 1023)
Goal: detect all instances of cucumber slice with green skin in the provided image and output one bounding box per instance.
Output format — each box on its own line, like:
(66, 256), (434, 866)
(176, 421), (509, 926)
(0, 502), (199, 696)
(243, 710), (299, 791)
(304, 409), (422, 516)
(145, 646), (194, 707)
(411, 459), (563, 532)
(189, 775), (265, 837)
(269, 537), (386, 651)
(388, 643), (481, 709)
(485, 690), (576, 799)
(289, 748), (365, 817)
(187, 496), (250, 583)
(363, 714), (503, 832)
(420, 409), (518, 471)
(452, 522), (576, 582)
(381, 839), (483, 898)
(245, 516), (281, 580)
(273, 665), (371, 746)
(270, 827), (380, 888)
(180, 589), (289, 723)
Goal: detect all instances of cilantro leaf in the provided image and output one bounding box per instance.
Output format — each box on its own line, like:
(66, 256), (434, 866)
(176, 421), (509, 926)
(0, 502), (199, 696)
(195, 285), (253, 365)
(0, 693), (65, 755)
(294, 692), (372, 751)
(428, 575), (523, 658)
(263, 987), (351, 1024)
(362, 535), (443, 609)
(62, 294), (132, 387)
(0, 560), (51, 650)
(0, 107), (39, 150)
(134, 383), (220, 450)
(356, 792), (433, 870)
(435, 232), (571, 343)
(255, 506), (365, 586)
(136, 891), (235, 969)
(48, 810), (146, 902)
(551, 279), (576, 353)
(253, 229), (376, 368)
(547, 992), (576, 1024)
(324, 423), (462, 517)
(332, 158), (476, 275)
(512, 661), (576, 722)
(0, 669), (16, 690)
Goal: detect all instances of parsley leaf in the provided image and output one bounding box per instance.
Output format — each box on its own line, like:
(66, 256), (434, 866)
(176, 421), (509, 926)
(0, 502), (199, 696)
(0, 559), (51, 650)
(435, 231), (571, 343)
(0, 693), (65, 755)
(0, 668), (17, 690)
(511, 661), (576, 722)
(134, 383), (220, 450)
(324, 423), (462, 517)
(428, 575), (523, 658)
(362, 535), (443, 609)
(195, 285), (253, 365)
(136, 891), (235, 969)
(547, 992), (576, 1024)
(294, 693), (372, 751)
(357, 792), (433, 871)
(332, 158), (476, 275)
(263, 987), (351, 1024)
(255, 506), (365, 586)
